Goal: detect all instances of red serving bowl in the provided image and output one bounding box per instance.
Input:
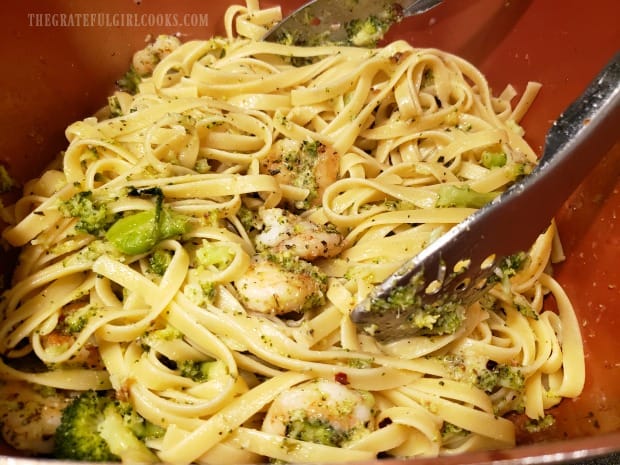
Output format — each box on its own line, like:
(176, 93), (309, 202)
(1, 0), (619, 463)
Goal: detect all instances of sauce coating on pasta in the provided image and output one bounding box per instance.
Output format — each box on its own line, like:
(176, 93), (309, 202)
(0, 1), (584, 463)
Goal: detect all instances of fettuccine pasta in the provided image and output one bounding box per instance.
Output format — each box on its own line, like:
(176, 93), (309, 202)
(0, 1), (584, 463)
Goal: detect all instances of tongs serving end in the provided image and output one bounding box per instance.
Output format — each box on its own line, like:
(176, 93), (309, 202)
(350, 52), (620, 342)
(263, 0), (443, 45)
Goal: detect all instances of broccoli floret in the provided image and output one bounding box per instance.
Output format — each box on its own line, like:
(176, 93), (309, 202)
(435, 184), (500, 209)
(345, 16), (391, 47)
(499, 251), (528, 277)
(194, 158), (211, 174)
(107, 96), (123, 117)
(441, 422), (469, 446)
(148, 249), (173, 275)
(481, 150), (507, 169)
(184, 277), (217, 308)
(524, 414), (556, 433)
(441, 422), (467, 437)
(178, 359), (226, 383)
(515, 302), (538, 320)
(507, 160), (535, 180)
(195, 242), (235, 270)
(142, 325), (183, 348)
(115, 402), (165, 441)
(410, 300), (464, 336)
(440, 422), (472, 448)
(116, 65), (142, 95)
(53, 390), (159, 463)
(59, 191), (116, 236)
(476, 362), (524, 393)
(237, 206), (259, 231)
(285, 417), (348, 447)
(370, 283), (465, 336)
(0, 164), (15, 193)
(62, 305), (99, 334)
(488, 251), (529, 285)
(383, 198), (416, 211)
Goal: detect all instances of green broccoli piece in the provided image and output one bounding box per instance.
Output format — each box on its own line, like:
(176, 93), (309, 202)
(116, 65), (142, 95)
(178, 359), (226, 383)
(59, 191), (116, 236)
(143, 325), (183, 343)
(237, 206), (259, 231)
(148, 249), (173, 275)
(524, 414), (556, 433)
(487, 251), (529, 285)
(62, 305), (99, 334)
(481, 150), (507, 169)
(115, 402), (165, 441)
(194, 158), (211, 174)
(369, 280), (465, 337)
(436, 184), (500, 209)
(107, 96), (123, 117)
(441, 422), (467, 436)
(287, 418), (341, 446)
(499, 251), (528, 277)
(106, 190), (191, 255)
(476, 363), (524, 393)
(507, 160), (535, 180)
(53, 390), (159, 463)
(195, 242), (235, 270)
(285, 416), (348, 447)
(184, 279), (217, 308)
(409, 299), (464, 336)
(441, 422), (469, 446)
(0, 164), (15, 193)
(141, 324), (184, 352)
(383, 198), (416, 211)
(345, 16), (391, 47)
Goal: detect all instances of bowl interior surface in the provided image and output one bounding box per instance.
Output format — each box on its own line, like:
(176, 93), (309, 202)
(0, 0), (619, 462)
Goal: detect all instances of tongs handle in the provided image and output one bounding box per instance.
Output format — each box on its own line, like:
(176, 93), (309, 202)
(351, 51), (620, 341)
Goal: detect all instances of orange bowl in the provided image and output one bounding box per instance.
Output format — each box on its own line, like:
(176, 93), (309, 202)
(1, 0), (619, 463)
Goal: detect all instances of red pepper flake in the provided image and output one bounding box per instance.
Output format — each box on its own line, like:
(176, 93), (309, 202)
(335, 372), (349, 385)
(310, 16), (321, 26)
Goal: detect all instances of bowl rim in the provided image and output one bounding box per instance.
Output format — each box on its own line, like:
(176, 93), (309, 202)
(1, 432), (620, 465)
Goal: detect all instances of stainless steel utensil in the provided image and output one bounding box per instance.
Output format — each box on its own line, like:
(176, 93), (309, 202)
(263, 0), (443, 45)
(350, 52), (620, 341)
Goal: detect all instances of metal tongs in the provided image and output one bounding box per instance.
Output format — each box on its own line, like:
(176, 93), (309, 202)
(264, 2), (620, 341)
(351, 52), (620, 341)
(264, 0), (443, 44)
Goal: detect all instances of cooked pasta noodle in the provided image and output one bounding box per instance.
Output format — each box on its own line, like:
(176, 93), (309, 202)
(0, 1), (584, 463)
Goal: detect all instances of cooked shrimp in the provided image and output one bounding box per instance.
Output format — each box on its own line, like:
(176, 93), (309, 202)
(260, 138), (340, 209)
(132, 34), (181, 76)
(262, 378), (375, 447)
(0, 381), (74, 454)
(234, 252), (327, 315)
(37, 303), (104, 369)
(255, 207), (343, 261)
(39, 331), (103, 370)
